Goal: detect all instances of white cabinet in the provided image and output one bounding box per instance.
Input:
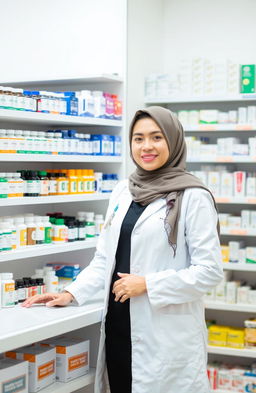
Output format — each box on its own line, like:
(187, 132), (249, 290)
(0, 75), (125, 392)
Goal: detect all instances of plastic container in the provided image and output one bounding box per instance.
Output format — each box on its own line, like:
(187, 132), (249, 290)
(0, 173), (8, 198)
(56, 173), (69, 195)
(67, 170), (78, 194)
(34, 216), (44, 245)
(45, 271), (59, 293)
(3, 218), (17, 249)
(1, 272), (15, 307)
(42, 216), (52, 244)
(85, 212), (95, 238)
(0, 222), (12, 251)
(95, 214), (104, 236)
(52, 218), (68, 243)
(25, 216), (36, 246)
(38, 171), (49, 196)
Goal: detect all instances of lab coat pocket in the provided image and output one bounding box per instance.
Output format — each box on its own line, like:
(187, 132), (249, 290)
(159, 313), (203, 364)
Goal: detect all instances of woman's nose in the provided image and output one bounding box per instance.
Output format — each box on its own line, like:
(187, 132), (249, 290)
(142, 139), (153, 150)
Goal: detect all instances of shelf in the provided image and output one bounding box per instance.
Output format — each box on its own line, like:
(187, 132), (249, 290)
(185, 124), (256, 132)
(0, 239), (97, 262)
(205, 302), (256, 312)
(215, 196), (256, 205)
(41, 369), (95, 393)
(0, 109), (122, 127)
(211, 390), (235, 393)
(0, 153), (122, 162)
(207, 345), (256, 358)
(0, 193), (110, 206)
(0, 296), (104, 353)
(222, 263), (256, 272)
(187, 156), (256, 163)
(1, 74), (123, 86)
(220, 228), (256, 237)
(145, 94), (256, 104)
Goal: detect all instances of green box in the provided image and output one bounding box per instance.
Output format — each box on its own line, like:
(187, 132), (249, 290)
(240, 64), (255, 93)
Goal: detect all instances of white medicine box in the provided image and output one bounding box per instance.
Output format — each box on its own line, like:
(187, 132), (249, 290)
(41, 337), (89, 382)
(0, 358), (28, 393)
(6, 346), (56, 392)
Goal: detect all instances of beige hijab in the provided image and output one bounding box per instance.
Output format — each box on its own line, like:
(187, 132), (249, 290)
(129, 106), (219, 255)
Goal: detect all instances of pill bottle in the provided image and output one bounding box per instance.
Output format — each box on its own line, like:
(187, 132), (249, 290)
(53, 218), (68, 243)
(32, 268), (44, 279)
(3, 218), (17, 249)
(25, 216), (36, 246)
(66, 169), (78, 194)
(14, 280), (18, 305)
(75, 169), (84, 194)
(48, 171), (57, 195)
(42, 216), (52, 244)
(38, 171), (49, 196)
(6, 172), (16, 197)
(66, 218), (76, 242)
(36, 278), (46, 294)
(16, 279), (26, 303)
(56, 172), (69, 195)
(94, 172), (103, 193)
(22, 278), (30, 299)
(34, 216), (44, 245)
(0, 172), (8, 198)
(14, 217), (27, 247)
(1, 272), (15, 307)
(88, 169), (95, 193)
(26, 170), (40, 197)
(92, 90), (105, 118)
(0, 222), (12, 251)
(45, 271), (59, 293)
(29, 278), (38, 296)
(13, 172), (24, 197)
(95, 214), (104, 236)
(76, 212), (87, 241)
(85, 212), (95, 238)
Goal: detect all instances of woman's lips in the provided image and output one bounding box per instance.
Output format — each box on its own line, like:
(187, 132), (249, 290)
(141, 154), (157, 162)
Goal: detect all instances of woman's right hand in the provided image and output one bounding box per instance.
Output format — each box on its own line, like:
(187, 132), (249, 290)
(21, 291), (74, 308)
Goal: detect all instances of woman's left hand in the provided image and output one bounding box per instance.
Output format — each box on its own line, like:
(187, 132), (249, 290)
(112, 273), (147, 303)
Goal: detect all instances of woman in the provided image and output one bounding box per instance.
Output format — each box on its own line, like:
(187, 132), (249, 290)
(23, 106), (223, 393)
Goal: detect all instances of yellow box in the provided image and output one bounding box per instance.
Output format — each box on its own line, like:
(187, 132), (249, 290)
(208, 325), (229, 347)
(227, 328), (244, 348)
(221, 245), (230, 263)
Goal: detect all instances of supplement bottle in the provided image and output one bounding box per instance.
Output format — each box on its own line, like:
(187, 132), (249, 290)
(38, 171), (49, 196)
(0, 222), (12, 251)
(45, 271), (59, 293)
(95, 214), (104, 236)
(25, 216), (36, 246)
(75, 169), (83, 194)
(34, 216), (44, 244)
(1, 272), (15, 307)
(66, 218), (76, 242)
(0, 172), (8, 198)
(48, 171), (57, 196)
(42, 216), (52, 244)
(26, 170), (40, 197)
(85, 212), (96, 238)
(14, 217), (27, 247)
(66, 169), (77, 194)
(3, 218), (17, 249)
(13, 172), (24, 197)
(29, 278), (38, 296)
(16, 279), (26, 303)
(56, 172), (69, 195)
(6, 172), (16, 197)
(53, 218), (68, 243)
(36, 278), (46, 294)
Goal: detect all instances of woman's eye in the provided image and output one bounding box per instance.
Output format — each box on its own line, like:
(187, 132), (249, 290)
(154, 135), (162, 140)
(134, 137), (142, 142)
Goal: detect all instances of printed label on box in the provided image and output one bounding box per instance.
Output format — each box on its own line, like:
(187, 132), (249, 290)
(38, 360), (55, 381)
(2, 375), (26, 393)
(68, 353), (88, 372)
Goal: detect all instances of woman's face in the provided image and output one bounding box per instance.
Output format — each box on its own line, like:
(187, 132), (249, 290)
(131, 117), (170, 171)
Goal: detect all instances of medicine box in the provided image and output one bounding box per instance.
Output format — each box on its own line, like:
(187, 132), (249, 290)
(208, 325), (229, 347)
(6, 346), (56, 392)
(91, 134), (113, 156)
(46, 262), (80, 280)
(40, 337), (89, 382)
(240, 65), (256, 94)
(0, 358), (28, 393)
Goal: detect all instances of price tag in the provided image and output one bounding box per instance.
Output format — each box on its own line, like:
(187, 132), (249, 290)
(216, 197), (230, 203)
(199, 125), (216, 131)
(235, 124), (253, 131)
(217, 157), (233, 162)
(230, 229), (247, 236)
(248, 198), (256, 204)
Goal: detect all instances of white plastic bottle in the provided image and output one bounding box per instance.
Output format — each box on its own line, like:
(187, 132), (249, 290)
(3, 218), (17, 250)
(45, 271), (59, 293)
(0, 222), (12, 251)
(14, 216), (27, 247)
(25, 216), (36, 246)
(95, 214), (104, 236)
(34, 216), (44, 245)
(1, 272), (15, 307)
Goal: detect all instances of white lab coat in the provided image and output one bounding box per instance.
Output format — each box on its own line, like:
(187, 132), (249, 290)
(66, 180), (223, 393)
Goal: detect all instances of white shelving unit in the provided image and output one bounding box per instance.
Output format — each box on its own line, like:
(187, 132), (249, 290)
(145, 95), (256, 370)
(0, 75), (125, 393)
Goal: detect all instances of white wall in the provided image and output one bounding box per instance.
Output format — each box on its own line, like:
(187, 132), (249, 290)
(162, 0), (256, 69)
(0, 0), (126, 82)
(126, 0), (164, 175)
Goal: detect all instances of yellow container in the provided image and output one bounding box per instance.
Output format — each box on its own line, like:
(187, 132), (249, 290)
(75, 170), (84, 194)
(56, 172), (69, 195)
(87, 169), (95, 194)
(82, 169), (90, 194)
(67, 170), (78, 194)
(208, 325), (229, 347)
(221, 245), (230, 263)
(227, 328), (244, 348)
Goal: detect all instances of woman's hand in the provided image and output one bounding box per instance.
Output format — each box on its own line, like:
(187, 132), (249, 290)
(112, 273), (147, 303)
(21, 291), (74, 308)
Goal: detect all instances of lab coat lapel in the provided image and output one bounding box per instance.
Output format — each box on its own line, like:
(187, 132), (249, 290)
(133, 197), (166, 229)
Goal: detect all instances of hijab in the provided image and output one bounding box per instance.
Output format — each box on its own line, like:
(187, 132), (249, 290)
(129, 106), (219, 255)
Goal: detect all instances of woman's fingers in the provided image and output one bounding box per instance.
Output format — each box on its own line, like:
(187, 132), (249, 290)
(22, 294), (58, 307)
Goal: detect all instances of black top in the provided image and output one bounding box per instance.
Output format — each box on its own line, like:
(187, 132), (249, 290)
(105, 201), (147, 393)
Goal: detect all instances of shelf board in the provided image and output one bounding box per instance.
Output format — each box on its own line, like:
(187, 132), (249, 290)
(41, 369), (95, 393)
(220, 228), (256, 237)
(211, 390), (235, 393)
(0, 153), (122, 162)
(215, 196), (256, 205)
(187, 156), (256, 163)
(0, 109), (122, 127)
(0, 193), (110, 206)
(184, 124), (256, 132)
(207, 345), (256, 358)
(0, 239), (97, 262)
(222, 263), (256, 272)
(1, 74), (123, 86)
(205, 302), (256, 312)
(145, 94), (256, 104)
(0, 296), (104, 353)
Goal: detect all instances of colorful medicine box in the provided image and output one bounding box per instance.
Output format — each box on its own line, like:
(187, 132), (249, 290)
(227, 328), (245, 348)
(46, 262), (80, 280)
(40, 337), (89, 382)
(0, 358), (28, 393)
(208, 325), (229, 346)
(240, 65), (256, 94)
(6, 346), (56, 393)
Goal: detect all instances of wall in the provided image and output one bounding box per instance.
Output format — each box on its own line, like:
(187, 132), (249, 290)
(0, 0), (126, 82)
(162, 0), (256, 70)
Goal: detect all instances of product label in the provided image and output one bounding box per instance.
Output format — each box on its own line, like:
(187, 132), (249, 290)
(36, 226), (44, 242)
(77, 180), (83, 193)
(26, 180), (40, 194)
(20, 228), (27, 246)
(38, 360), (55, 381)
(18, 287), (26, 302)
(68, 352), (88, 372)
(2, 375), (26, 393)
(57, 180), (68, 194)
(86, 224), (95, 238)
(78, 227), (86, 240)
(2, 283), (15, 306)
(27, 227), (36, 245)
(70, 180), (77, 193)
(45, 227), (52, 243)
(68, 227), (76, 240)
(49, 180), (57, 194)
(40, 180), (49, 195)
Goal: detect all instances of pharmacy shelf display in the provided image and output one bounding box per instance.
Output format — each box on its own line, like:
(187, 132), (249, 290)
(0, 239), (97, 262)
(0, 76), (125, 393)
(145, 96), (256, 365)
(0, 193), (111, 206)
